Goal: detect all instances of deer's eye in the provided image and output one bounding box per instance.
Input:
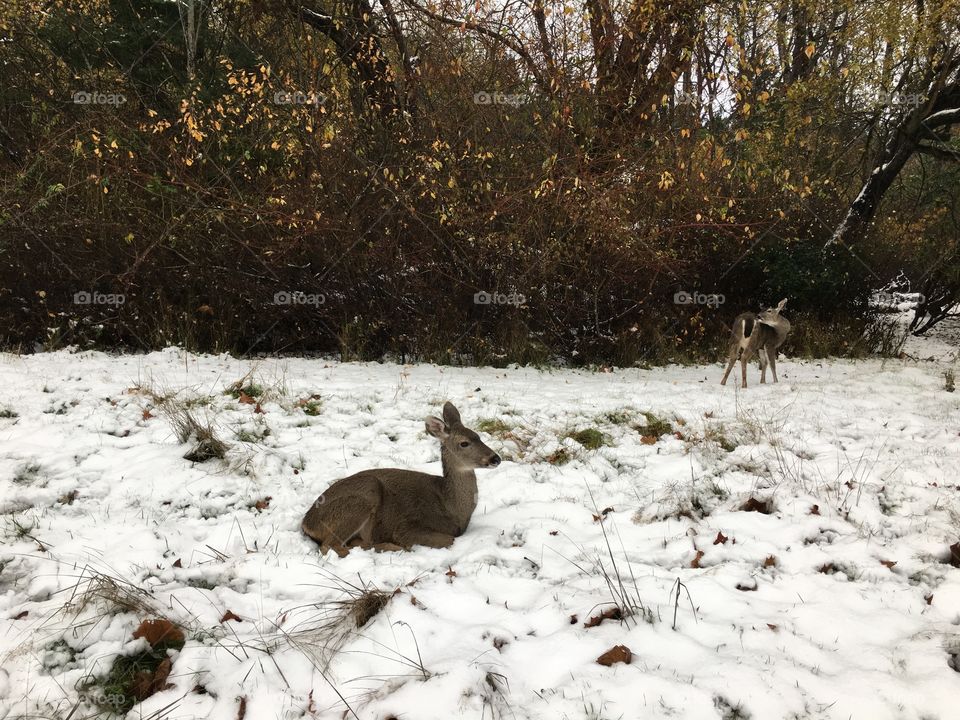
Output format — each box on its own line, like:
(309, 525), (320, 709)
(459, 441), (470, 448)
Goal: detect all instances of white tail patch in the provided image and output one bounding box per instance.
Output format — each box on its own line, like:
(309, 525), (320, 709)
(738, 319), (751, 350)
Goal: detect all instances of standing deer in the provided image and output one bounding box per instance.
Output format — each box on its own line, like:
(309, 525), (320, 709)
(301, 402), (501, 556)
(720, 299), (791, 388)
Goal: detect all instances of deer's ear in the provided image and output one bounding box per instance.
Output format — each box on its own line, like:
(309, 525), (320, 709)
(425, 416), (449, 439)
(776, 298), (788, 310)
(442, 402), (462, 427)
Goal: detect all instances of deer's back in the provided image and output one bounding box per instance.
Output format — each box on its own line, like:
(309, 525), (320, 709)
(324, 468), (462, 537)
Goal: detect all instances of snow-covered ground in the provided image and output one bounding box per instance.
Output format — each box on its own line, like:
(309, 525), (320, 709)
(1, 345), (959, 720)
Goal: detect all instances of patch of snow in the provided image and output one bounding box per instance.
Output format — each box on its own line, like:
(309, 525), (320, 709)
(0, 350), (958, 719)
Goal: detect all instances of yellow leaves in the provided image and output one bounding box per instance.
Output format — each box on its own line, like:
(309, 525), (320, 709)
(658, 171), (675, 190)
(758, 91), (770, 103)
(147, 109), (158, 117)
(804, 42), (815, 59)
(184, 157), (193, 166)
(680, 128), (691, 138)
(124, 232), (134, 244)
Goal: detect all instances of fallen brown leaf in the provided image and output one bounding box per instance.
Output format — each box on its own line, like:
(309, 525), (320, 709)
(132, 618), (185, 649)
(713, 531), (728, 545)
(690, 550), (705, 568)
(584, 606), (622, 628)
(741, 497), (774, 514)
(131, 657), (173, 701)
(220, 610), (243, 623)
(597, 644), (632, 666)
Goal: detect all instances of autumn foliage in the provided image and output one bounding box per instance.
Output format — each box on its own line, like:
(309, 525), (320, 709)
(0, 0), (957, 362)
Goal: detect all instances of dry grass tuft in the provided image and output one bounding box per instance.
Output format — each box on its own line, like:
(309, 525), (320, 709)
(160, 400), (229, 462)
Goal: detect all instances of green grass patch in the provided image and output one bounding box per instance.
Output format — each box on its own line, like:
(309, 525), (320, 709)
(300, 398), (322, 416)
(91, 625), (185, 715)
(565, 428), (609, 450)
(235, 425), (271, 443)
(476, 418), (511, 434)
(633, 412), (672, 438)
(597, 409), (635, 425)
(704, 426), (738, 452)
(224, 382), (264, 399)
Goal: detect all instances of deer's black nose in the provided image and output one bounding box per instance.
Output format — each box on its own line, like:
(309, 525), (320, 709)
(488, 454), (501, 467)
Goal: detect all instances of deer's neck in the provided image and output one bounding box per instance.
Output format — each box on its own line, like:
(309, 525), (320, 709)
(765, 317), (791, 346)
(440, 450), (478, 532)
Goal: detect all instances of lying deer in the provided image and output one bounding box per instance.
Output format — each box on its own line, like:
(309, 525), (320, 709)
(301, 402), (501, 556)
(720, 298), (791, 388)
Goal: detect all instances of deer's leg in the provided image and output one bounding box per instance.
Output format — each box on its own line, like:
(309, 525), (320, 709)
(320, 542), (350, 558)
(740, 349), (751, 388)
(759, 347), (768, 384)
(350, 540), (405, 552)
(768, 350), (778, 382)
(394, 529), (456, 549)
(372, 542), (405, 552)
(721, 347), (739, 385)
